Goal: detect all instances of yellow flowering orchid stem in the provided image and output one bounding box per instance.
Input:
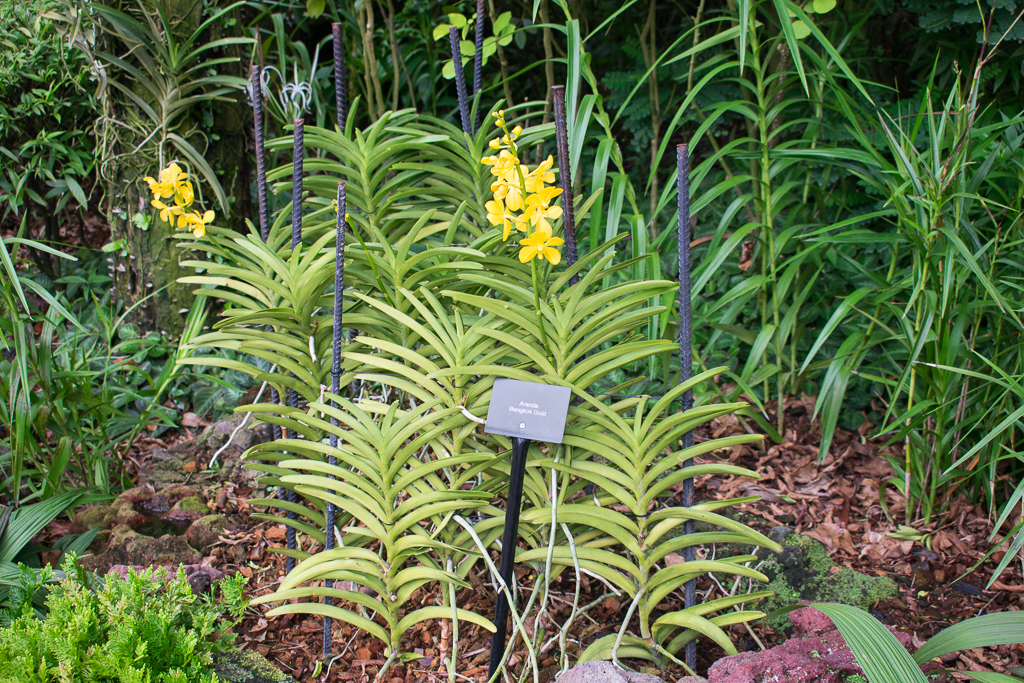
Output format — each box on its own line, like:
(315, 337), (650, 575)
(500, 121), (530, 214)
(530, 259), (551, 356)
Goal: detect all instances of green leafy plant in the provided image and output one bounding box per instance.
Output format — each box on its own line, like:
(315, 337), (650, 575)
(0, 0), (96, 277)
(84, 0), (251, 213)
(804, 56), (1024, 523)
(175, 104), (780, 677)
(0, 555), (248, 683)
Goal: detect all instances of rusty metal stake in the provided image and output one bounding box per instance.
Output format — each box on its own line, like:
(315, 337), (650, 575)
(333, 23), (347, 133)
(472, 0), (485, 134)
(283, 118), (305, 573)
(323, 181), (346, 657)
(449, 26), (472, 140)
(551, 85), (579, 283)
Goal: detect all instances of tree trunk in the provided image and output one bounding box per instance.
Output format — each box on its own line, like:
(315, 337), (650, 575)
(98, 0), (248, 337)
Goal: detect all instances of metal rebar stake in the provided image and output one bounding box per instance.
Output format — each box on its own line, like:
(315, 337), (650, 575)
(472, 0), (485, 134)
(332, 23), (347, 133)
(250, 66), (288, 555)
(677, 143), (696, 669)
(488, 437), (531, 678)
(251, 66), (271, 244)
(283, 117), (305, 573)
(551, 86), (579, 283)
(449, 26), (473, 141)
(323, 181), (346, 657)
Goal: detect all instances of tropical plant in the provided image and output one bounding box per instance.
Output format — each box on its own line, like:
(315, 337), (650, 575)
(804, 58), (1024, 523)
(2, 227), (213, 503)
(0, 0), (96, 277)
(85, 0), (251, 212)
(171, 97), (782, 676)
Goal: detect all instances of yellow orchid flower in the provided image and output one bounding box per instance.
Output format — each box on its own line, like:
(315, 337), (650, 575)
(160, 163), (188, 187)
(142, 175), (170, 198)
(143, 163), (190, 199)
(151, 199), (183, 224)
(523, 186), (563, 234)
(485, 197), (516, 241)
(183, 209), (214, 238)
(518, 230), (564, 265)
(482, 148), (519, 181)
(488, 125), (523, 150)
(174, 180), (195, 208)
(525, 155), (556, 193)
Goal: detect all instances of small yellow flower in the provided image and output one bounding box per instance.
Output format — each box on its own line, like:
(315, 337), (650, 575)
(151, 199), (183, 224)
(482, 148), (518, 180)
(525, 156), (556, 193)
(485, 197), (516, 241)
(174, 180), (194, 207)
(488, 125), (523, 150)
(143, 175), (167, 198)
(518, 230), (564, 265)
(523, 186), (563, 234)
(144, 163), (190, 199)
(183, 209), (214, 238)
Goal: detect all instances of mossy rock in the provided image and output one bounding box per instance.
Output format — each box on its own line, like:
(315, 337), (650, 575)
(73, 505), (111, 532)
(212, 650), (295, 683)
(760, 533), (897, 631)
(172, 496), (212, 515)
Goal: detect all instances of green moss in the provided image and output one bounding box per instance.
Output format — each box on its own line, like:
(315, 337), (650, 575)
(213, 650), (294, 683)
(785, 533), (833, 573)
(845, 675), (869, 683)
(761, 534), (898, 631)
(173, 496), (212, 514)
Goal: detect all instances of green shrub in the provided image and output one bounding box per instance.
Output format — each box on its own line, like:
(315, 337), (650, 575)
(0, 557), (247, 683)
(0, 0), (96, 261)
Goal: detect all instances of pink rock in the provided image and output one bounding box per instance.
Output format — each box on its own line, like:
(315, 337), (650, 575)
(708, 606), (940, 683)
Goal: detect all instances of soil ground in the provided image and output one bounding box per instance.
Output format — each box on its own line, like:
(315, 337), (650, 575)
(61, 396), (1020, 683)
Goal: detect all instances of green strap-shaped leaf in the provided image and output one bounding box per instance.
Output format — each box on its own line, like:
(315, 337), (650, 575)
(802, 603), (928, 683)
(913, 612), (1024, 665)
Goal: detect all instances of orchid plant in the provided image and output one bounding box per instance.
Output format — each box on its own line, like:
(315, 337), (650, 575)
(143, 163), (216, 238)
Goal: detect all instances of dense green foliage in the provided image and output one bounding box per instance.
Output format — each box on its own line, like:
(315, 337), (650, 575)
(0, 238), (254, 505)
(170, 109), (782, 670)
(1, 0), (1022, 671)
(0, 558), (247, 683)
(0, 0), (95, 265)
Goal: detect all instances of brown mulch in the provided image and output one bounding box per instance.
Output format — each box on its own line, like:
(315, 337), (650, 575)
(183, 394), (1022, 682)
(36, 394), (1024, 681)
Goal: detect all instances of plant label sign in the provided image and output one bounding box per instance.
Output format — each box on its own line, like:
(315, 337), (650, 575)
(484, 378), (571, 443)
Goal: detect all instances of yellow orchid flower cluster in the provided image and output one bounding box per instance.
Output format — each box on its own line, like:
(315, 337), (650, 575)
(482, 111), (564, 265)
(142, 163), (215, 238)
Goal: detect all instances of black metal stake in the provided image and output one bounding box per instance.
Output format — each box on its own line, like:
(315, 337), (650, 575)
(487, 436), (531, 678)
(551, 86), (578, 283)
(332, 23), (347, 133)
(472, 0), (485, 134)
(323, 181), (346, 657)
(677, 143), (696, 669)
(449, 26), (473, 140)
(284, 117), (305, 573)
(250, 66), (289, 563)
(251, 66), (271, 244)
